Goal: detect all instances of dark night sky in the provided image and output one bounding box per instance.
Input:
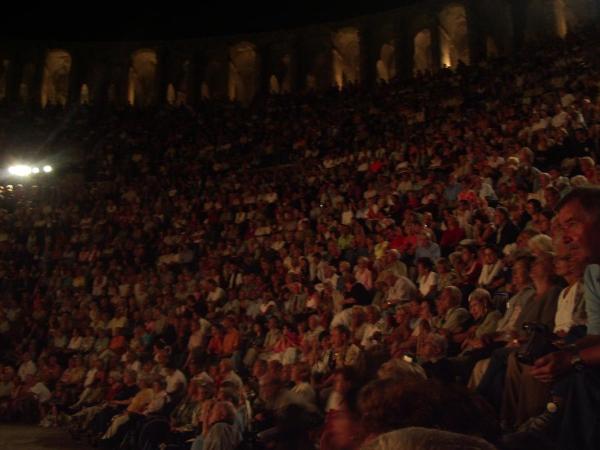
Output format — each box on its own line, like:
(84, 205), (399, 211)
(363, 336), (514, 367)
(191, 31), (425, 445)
(2, 1), (416, 41)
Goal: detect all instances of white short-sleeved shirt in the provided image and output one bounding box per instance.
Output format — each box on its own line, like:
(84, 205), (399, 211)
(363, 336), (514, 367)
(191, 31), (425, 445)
(418, 272), (439, 297)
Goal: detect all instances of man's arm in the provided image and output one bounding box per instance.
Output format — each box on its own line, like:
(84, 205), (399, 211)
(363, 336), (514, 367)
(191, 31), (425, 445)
(530, 339), (600, 383)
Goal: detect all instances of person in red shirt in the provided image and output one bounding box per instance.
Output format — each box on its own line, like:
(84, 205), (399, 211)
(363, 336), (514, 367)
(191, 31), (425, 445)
(440, 215), (466, 256)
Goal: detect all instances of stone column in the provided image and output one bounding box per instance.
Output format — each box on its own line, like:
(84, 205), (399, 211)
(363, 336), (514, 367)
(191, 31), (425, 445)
(184, 50), (198, 108)
(194, 49), (207, 103)
(293, 38), (306, 92)
(206, 46), (229, 100)
(306, 30), (333, 91)
(359, 25), (377, 89)
(155, 48), (169, 106)
(68, 48), (85, 105)
(257, 43), (271, 97)
(465, 0), (486, 64)
(113, 51), (130, 107)
(430, 20), (442, 71)
(393, 22), (415, 80)
(31, 47), (45, 109)
(6, 48), (23, 104)
(508, 0), (528, 52)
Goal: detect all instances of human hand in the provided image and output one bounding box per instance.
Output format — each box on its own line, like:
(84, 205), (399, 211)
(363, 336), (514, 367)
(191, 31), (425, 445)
(530, 351), (572, 384)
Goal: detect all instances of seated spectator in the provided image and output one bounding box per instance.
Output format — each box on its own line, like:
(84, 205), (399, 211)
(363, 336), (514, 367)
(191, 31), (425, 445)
(383, 273), (418, 306)
(453, 245), (482, 297)
(416, 257), (438, 301)
(477, 246), (506, 294)
(432, 286), (471, 340)
(413, 231), (441, 264)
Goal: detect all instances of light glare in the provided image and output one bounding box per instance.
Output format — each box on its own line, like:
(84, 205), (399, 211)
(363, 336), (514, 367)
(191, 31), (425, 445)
(32, 167), (40, 174)
(8, 165), (32, 177)
(43, 165), (53, 173)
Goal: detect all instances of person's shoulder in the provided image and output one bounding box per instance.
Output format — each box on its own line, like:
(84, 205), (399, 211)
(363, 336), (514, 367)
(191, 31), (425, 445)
(364, 427), (496, 450)
(455, 306), (470, 315)
(584, 264), (600, 291)
(487, 310), (503, 321)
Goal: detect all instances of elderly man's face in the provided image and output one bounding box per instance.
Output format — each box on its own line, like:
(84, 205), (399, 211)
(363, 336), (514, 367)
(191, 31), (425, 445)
(557, 201), (599, 265)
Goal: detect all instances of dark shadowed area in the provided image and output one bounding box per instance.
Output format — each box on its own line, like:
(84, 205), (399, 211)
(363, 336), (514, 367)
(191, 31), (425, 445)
(0, 425), (92, 450)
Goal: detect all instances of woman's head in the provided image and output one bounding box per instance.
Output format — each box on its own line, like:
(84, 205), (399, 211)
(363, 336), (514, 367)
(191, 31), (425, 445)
(460, 245), (477, 263)
(512, 255), (533, 288)
(528, 234), (554, 256)
(468, 289), (492, 320)
(358, 378), (500, 442)
(416, 257), (433, 274)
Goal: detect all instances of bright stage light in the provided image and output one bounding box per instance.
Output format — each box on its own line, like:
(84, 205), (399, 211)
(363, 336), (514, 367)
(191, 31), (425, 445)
(43, 165), (53, 173)
(31, 167), (40, 174)
(8, 165), (32, 177)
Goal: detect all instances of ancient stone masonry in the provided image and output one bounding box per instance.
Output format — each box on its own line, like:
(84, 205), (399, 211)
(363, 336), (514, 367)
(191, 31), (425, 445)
(0, 0), (598, 107)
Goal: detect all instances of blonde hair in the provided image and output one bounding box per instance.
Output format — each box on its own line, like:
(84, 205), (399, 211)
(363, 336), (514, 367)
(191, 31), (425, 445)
(468, 288), (492, 308)
(570, 175), (589, 187)
(528, 234), (554, 254)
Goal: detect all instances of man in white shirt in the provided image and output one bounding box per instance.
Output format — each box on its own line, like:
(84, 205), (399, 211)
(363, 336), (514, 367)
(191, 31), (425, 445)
(321, 265), (340, 291)
(107, 307), (128, 335)
(385, 274), (418, 305)
(28, 375), (51, 404)
(17, 353), (37, 382)
(361, 306), (386, 349)
(163, 363), (188, 398)
(478, 245), (505, 292)
(551, 104), (569, 129)
(206, 279), (226, 304)
(553, 254), (586, 336)
(219, 359), (243, 390)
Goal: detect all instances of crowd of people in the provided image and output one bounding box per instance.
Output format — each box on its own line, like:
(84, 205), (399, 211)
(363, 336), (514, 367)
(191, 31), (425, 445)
(1, 24), (600, 450)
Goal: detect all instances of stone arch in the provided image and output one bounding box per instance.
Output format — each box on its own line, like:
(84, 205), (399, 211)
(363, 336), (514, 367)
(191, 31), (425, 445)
(413, 29), (433, 75)
(41, 49), (71, 107)
(376, 42), (395, 82)
(176, 59), (191, 105)
(128, 49), (158, 107)
(439, 3), (470, 68)
(332, 27), (360, 89)
(228, 41), (258, 105)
